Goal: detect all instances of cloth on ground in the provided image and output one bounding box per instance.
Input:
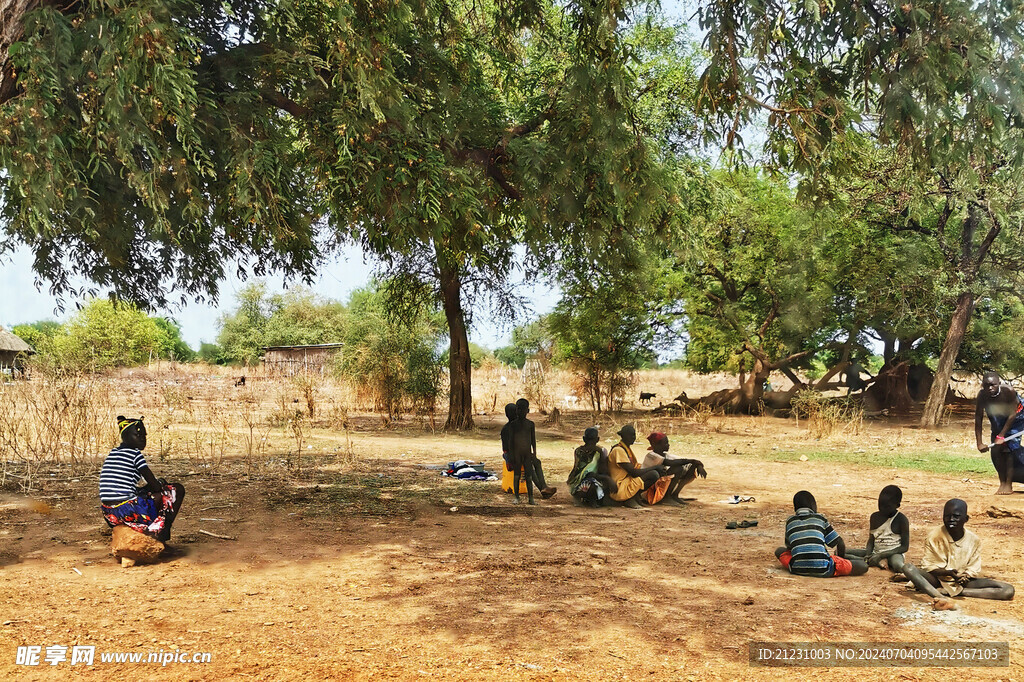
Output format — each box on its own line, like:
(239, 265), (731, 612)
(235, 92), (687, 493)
(441, 461), (497, 481)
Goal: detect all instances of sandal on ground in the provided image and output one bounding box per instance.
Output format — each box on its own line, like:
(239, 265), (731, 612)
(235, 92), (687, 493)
(725, 521), (738, 529)
(738, 519), (758, 528)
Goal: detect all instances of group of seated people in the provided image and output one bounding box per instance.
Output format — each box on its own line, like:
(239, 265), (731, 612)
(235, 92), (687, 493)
(564, 424), (706, 509)
(776, 486), (1014, 609)
(97, 411), (1015, 617)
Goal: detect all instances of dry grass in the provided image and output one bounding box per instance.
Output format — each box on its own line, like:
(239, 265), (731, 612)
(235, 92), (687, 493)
(0, 362), (835, 492)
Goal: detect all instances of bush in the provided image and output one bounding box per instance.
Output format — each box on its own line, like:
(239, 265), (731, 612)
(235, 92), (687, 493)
(48, 300), (163, 371)
(790, 390), (863, 439)
(337, 286), (445, 423)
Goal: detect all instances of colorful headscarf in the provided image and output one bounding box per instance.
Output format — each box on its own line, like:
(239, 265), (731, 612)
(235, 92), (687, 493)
(118, 416), (143, 436)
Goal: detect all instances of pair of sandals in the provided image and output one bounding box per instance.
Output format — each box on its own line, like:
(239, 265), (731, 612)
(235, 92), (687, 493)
(725, 519), (758, 529)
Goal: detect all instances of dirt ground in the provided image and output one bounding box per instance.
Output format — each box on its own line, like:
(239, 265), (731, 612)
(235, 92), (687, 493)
(3, 407), (1024, 681)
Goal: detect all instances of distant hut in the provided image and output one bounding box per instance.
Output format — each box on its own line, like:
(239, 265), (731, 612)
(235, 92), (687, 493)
(262, 343), (344, 376)
(0, 327), (35, 377)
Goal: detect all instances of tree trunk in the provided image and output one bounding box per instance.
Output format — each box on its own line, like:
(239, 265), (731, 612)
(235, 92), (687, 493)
(882, 334), (895, 365)
(439, 265), (474, 431)
(737, 357), (770, 413)
(920, 291), (975, 427)
(0, 0), (51, 106)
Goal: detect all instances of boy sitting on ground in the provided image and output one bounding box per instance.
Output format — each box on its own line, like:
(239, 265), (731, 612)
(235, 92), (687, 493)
(641, 432), (706, 507)
(567, 427), (617, 507)
(846, 485), (909, 573)
(607, 424), (669, 509)
(776, 490), (868, 577)
(900, 498), (1014, 610)
(99, 417), (185, 544)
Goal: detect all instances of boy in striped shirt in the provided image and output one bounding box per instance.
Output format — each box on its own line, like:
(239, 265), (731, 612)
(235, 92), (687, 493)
(99, 416), (185, 543)
(775, 491), (868, 578)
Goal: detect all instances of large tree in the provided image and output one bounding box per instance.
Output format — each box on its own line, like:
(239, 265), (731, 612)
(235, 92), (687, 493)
(674, 169), (850, 412)
(0, 0), (678, 430)
(697, 0), (1024, 426)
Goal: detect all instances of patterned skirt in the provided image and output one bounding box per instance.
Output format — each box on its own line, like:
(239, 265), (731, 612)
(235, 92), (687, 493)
(101, 484), (177, 539)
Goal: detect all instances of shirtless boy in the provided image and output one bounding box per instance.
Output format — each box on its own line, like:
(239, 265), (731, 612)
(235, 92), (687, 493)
(975, 371), (1024, 494)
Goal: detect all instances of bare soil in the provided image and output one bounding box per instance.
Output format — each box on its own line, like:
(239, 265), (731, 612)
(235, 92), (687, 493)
(3, 409), (1024, 680)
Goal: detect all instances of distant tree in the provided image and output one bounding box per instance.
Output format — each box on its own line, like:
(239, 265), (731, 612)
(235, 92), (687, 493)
(48, 300), (161, 371)
(673, 170), (848, 411)
(216, 283), (347, 364)
(153, 318), (195, 362)
(494, 316), (558, 369)
(338, 286), (445, 423)
(11, 319), (61, 354)
(216, 283), (274, 366)
(549, 259), (670, 412)
(197, 342), (225, 365)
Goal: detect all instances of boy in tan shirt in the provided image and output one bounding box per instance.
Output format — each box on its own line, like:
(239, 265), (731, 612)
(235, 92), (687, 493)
(901, 499), (1014, 610)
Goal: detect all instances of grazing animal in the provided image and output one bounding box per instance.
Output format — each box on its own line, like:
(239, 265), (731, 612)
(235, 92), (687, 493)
(234, 376), (246, 387)
(674, 391), (688, 403)
(639, 392), (656, 405)
(563, 395), (580, 408)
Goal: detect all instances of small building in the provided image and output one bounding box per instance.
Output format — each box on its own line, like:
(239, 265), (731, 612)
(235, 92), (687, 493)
(262, 343), (344, 376)
(0, 327), (35, 377)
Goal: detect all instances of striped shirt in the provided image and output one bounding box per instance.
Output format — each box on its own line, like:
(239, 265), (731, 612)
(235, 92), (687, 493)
(785, 507), (840, 577)
(99, 447), (147, 504)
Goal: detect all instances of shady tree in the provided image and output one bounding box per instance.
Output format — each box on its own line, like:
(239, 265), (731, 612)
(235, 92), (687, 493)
(0, 0), (676, 430)
(697, 0), (1024, 426)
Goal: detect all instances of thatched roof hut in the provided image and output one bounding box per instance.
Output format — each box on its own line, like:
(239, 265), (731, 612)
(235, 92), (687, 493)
(0, 327), (34, 375)
(262, 343), (343, 376)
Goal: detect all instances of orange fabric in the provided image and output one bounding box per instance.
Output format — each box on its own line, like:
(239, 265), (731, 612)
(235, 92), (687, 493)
(644, 475), (673, 504)
(779, 550), (853, 577)
(831, 555), (854, 576)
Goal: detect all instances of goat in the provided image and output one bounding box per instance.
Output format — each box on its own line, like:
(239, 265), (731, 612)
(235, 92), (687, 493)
(639, 392), (656, 406)
(234, 376), (246, 387)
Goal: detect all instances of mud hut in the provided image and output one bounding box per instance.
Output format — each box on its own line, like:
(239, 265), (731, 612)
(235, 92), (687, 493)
(0, 327), (35, 377)
(262, 343), (344, 376)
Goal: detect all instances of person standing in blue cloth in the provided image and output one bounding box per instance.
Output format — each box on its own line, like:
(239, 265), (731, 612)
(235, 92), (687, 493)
(975, 372), (1024, 495)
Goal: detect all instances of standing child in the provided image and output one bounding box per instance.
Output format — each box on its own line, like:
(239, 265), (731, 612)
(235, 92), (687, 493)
(507, 399), (556, 504)
(775, 491), (868, 577)
(99, 416), (185, 543)
(846, 485), (910, 573)
(901, 499), (1014, 610)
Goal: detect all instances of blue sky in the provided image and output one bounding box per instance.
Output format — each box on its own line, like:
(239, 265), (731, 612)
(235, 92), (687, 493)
(0, 243), (561, 350)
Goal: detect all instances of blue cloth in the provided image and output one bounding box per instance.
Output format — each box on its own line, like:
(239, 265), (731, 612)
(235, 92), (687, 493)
(986, 393), (1024, 482)
(985, 393), (1024, 453)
